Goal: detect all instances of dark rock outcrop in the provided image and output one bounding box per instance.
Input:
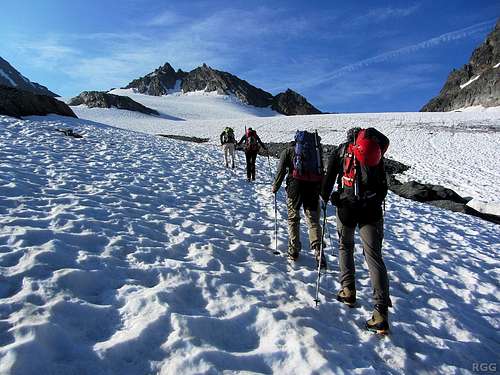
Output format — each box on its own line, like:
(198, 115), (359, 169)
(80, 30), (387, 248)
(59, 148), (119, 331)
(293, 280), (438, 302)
(0, 56), (58, 97)
(69, 91), (159, 116)
(157, 134), (209, 143)
(124, 63), (187, 96)
(271, 89), (322, 115)
(124, 62), (323, 115)
(421, 20), (500, 111)
(0, 85), (76, 118)
(389, 181), (468, 204)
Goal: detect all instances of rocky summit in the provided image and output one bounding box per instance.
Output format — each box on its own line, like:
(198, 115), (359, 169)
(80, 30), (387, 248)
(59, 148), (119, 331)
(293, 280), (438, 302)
(421, 20), (500, 112)
(271, 89), (322, 115)
(0, 56), (58, 97)
(124, 63), (322, 115)
(69, 91), (159, 116)
(124, 63), (187, 96)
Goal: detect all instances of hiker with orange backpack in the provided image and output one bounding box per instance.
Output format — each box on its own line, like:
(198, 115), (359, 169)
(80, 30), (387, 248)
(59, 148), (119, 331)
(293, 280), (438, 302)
(272, 130), (327, 269)
(321, 127), (392, 334)
(237, 127), (267, 181)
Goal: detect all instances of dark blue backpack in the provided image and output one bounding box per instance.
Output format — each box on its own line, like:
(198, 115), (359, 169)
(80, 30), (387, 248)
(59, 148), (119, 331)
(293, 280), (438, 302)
(292, 130), (323, 182)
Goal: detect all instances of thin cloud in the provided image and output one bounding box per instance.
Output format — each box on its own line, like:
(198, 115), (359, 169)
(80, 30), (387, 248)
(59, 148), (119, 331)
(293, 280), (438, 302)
(147, 10), (188, 27)
(295, 19), (497, 90)
(349, 4), (421, 27)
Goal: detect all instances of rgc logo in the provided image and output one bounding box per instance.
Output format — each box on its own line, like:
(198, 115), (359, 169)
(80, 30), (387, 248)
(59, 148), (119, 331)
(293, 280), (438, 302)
(472, 362), (497, 372)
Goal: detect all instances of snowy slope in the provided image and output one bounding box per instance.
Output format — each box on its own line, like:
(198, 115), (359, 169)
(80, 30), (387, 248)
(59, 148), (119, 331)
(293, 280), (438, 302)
(0, 115), (498, 374)
(73, 101), (500, 203)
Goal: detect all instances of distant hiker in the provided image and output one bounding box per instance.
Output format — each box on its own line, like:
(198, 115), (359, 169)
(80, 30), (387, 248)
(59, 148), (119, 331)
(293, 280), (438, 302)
(321, 127), (392, 334)
(220, 127), (236, 168)
(272, 130), (326, 268)
(238, 127), (267, 181)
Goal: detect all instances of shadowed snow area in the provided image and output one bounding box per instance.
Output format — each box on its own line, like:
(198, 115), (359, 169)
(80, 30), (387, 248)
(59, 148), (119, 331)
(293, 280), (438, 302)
(0, 115), (498, 374)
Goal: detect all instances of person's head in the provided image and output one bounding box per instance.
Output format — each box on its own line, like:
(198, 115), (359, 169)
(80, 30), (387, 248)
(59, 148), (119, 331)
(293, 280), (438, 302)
(346, 127), (361, 143)
(246, 127), (254, 136)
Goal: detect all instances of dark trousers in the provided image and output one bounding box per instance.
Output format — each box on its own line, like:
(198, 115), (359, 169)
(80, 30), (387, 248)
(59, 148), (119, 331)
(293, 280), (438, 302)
(337, 216), (391, 307)
(245, 151), (258, 180)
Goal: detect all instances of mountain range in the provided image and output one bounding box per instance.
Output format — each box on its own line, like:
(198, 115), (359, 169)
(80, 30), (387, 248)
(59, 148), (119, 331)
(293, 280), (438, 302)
(421, 20), (499, 111)
(123, 63), (322, 116)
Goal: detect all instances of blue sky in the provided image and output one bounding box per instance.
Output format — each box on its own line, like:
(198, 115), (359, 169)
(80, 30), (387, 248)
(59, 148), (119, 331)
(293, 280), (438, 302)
(0, 0), (498, 112)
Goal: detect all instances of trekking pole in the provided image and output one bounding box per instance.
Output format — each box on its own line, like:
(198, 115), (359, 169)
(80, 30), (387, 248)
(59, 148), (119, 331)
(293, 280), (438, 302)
(267, 155), (273, 183)
(314, 202), (328, 307)
(273, 193), (279, 255)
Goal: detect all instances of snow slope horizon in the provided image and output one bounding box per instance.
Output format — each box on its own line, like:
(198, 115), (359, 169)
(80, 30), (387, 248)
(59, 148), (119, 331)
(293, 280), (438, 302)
(72, 94), (500, 204)
(0, 115), (498, 374)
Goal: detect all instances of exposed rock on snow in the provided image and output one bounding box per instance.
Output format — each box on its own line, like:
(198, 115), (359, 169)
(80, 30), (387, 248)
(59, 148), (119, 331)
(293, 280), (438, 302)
(0, 56), (58, 97)
(69, 91), (159, 116)
(0, 85), (76, 118)
(421, 20), (500, 111)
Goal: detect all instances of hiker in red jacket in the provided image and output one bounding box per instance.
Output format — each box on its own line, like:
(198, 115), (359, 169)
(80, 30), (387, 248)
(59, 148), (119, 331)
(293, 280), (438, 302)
(321, 127), (392, 334)
(237, 128), (267, 181)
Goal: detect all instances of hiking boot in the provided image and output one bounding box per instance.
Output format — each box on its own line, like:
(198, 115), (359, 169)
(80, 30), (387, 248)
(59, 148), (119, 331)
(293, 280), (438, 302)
(365, 304), (390, 334)
(231, 163), (235, 169)
(287, 249), (299, 261)
(336, 287), (356, 307)
(314, 245), (327, 270)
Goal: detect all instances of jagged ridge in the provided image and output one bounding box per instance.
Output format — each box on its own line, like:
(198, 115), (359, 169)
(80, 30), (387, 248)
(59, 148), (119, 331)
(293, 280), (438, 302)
(123, 63), (322, 115)
(421, 20), (500, 111)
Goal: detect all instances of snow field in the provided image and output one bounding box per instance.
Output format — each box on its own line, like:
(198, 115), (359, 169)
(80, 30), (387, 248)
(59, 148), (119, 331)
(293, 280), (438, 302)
(73, 98), (500, 203)
(0, 115), (498, 374)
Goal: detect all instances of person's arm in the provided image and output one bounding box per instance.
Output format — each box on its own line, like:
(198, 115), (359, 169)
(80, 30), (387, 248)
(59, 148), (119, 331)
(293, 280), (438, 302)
(321, 145), (341, 202)
(237, 135), (246, 146)
(272, 148), (290, 193)
(220, 133), (224, 145)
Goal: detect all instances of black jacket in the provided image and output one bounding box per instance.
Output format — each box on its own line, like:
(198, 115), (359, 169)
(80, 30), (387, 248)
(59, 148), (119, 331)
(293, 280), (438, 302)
(273, 145), (321, 210)
(238, 133), (266, 152)
(321, 142), (387, 225)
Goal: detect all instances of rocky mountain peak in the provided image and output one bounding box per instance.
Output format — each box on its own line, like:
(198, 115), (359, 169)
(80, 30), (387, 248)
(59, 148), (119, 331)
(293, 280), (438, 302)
(421, 19), (500, 111)
(124, 62), (186, 96)
(0, 56), (58, 97)
(271, 88), (322, 115)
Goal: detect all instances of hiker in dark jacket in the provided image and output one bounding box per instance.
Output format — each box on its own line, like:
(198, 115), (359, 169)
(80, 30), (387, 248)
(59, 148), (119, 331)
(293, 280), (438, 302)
(321, 127), (392, 334)
(237, 128), (267, 181)
(272, 142), (326, 268)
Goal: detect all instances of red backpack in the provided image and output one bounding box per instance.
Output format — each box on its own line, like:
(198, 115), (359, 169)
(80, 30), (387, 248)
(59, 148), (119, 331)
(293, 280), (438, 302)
(245, 129), (259, 151)
(341, 128), (389, 192)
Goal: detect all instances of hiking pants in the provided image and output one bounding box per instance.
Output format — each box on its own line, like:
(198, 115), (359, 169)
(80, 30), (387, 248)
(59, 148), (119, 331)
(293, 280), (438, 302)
(245, 151), (258, 180)
(287, 198), (322, 254)
(222, 143), (235, 168)
(336, 216), (391, 307)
